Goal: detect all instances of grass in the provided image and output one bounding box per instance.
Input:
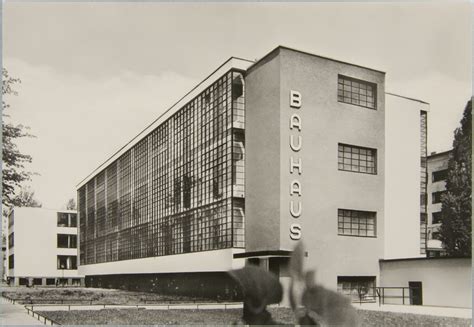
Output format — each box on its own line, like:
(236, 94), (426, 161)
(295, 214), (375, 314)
(1, 286), (213, 305)
(38, 308), (472, 326)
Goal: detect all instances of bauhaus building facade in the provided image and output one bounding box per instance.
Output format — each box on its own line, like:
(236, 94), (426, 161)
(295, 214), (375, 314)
(77, 46), (428, 299)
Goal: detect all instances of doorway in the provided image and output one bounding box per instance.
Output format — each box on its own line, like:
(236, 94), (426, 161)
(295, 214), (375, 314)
(409, 281), (423, 305)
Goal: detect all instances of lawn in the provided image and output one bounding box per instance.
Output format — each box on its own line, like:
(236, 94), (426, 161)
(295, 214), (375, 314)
(38, 308), (472, 326)
(1, 286), (213, 305)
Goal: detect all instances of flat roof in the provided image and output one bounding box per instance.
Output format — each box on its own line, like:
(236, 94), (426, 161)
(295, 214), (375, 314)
(233, 250), (292, 259)
(386, 92), (430, 105)
(76, 46), (415, 189)
(76, 56), (254, 189)
(11, 207), (77, 214)
(247, 45), (386, 75)
(428, 149), (453, 159)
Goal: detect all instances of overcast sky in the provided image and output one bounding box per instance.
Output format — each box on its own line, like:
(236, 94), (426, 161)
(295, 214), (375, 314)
(3, 2), (472, 209)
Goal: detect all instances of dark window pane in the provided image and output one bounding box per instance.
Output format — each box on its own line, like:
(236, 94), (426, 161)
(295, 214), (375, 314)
(57, 213), (69, 227)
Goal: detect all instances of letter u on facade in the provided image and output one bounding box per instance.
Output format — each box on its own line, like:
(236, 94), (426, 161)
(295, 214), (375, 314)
(290, 201), (302, 217)
(290, 135), (302, 152)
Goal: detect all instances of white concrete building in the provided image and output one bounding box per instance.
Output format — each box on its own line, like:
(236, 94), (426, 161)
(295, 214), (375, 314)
(6, 207), (84, 286)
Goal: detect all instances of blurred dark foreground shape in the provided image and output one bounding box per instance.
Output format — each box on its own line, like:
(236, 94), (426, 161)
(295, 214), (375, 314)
(229, 242), (359, 326)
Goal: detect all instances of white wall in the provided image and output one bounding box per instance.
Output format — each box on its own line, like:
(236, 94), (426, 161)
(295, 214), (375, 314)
(7, 207), (82, 278)
(380, 258), (471, 308)
(78, 248), (245, 276)
(385, 94), (428, 259)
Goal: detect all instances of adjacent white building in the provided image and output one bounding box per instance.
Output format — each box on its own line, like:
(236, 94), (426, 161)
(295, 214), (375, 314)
(6, 207), (84, 286)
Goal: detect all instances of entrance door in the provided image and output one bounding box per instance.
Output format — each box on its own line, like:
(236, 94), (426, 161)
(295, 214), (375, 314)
(409, 281), (423, 305)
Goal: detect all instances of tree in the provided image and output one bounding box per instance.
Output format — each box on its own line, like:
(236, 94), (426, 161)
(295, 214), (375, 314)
(66, 198), (77, 210)
(10, 186), (42, 208)
(2, 68), (35, 207)
(439, 99), (472, 257)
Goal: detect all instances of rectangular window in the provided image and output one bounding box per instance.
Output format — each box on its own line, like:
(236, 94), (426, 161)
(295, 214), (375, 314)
(57, 234), (77, 248)
(8, 254), (14, 269)
(46, 278), (56, 286)
(57, 213), (69, 227)
(432, 212), (442, 224)
(338, 143), (377, 174)
(58, 213), (77, 227)
(432, 191), (446, 204)
(57, 255), (77, 270)
(337, 276), (376, 302)
(432, 169), (448, 183)
(337, 75), (376, 109)
(338, 209), (376, 237)
(70, 214), (77, 227)
(8, 233), (14, 249)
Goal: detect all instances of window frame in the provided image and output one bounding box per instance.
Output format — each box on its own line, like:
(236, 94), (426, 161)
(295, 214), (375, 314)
(432, 212), (442, 224)
(57, 255), (78, 270)
(338, 143), (377, 175)
(337, 209), (377, 238)
(432, 191), (446, 204)
(337, 75), (377, 110)
(432, 169), (448, 183)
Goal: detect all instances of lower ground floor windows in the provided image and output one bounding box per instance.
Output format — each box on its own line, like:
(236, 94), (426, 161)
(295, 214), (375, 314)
(337, 276), (376, 302)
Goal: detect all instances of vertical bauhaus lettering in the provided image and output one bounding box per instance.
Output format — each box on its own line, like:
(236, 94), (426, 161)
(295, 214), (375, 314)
(290, 180), (302, 196)
(290, 91), (302, 108)
(290, 201), (302, 218)
(290, 157), (302, 175)
(290, 114), (302, 131)
(290, 135), (302, 152)
(290, 223), (302, 240)
(289, 89), (303, 240)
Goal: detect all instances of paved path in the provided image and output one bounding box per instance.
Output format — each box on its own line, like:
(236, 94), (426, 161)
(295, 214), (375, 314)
(354, 302), (472, 319)
(0, 298), (41, 325)
(26, 302), (243, 311)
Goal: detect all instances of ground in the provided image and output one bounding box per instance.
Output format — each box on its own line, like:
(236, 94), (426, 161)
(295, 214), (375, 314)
(0, 286), (212, 304)
(2, 287), (471, 326)
(37, 308), (471, 326)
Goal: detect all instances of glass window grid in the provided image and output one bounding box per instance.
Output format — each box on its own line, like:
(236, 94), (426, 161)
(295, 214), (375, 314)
(78, 71), (245, 265)
(338, 209), (376, 237)
(337, 75), (376, 109)
(338, 143), (377, 174)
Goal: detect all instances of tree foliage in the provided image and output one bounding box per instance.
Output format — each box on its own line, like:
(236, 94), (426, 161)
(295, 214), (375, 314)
(10, 186), (42, 208)
(2, 68), (35, 207)
(66, 198), (77, 210)
(439, 99), (472, 257)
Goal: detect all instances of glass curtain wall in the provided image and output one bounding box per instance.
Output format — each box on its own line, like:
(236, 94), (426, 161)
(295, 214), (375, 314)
(78, 70), (245, 265)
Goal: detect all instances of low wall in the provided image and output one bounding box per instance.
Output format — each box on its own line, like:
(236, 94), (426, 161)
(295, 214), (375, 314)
(380, 257), (471, 308)
(85, 272), (243, 301)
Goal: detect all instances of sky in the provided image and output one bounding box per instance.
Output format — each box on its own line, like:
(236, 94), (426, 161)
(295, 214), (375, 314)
(2, 2), (472, 209)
